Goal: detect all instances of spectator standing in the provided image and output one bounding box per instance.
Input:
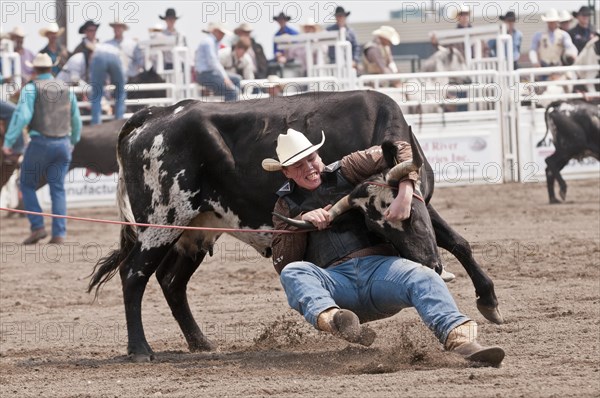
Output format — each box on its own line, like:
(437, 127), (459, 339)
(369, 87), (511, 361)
(89, 40), (126, 125)
(234, 23), (269, 79)
(558, 10), (574, 32)
(39, 22), (69, 75)
(273, 12), (299, 60)
(529, 8), (578, 67)
(8, 26), (35, 81)
(326, 6), (360, 67)
(67, 20), (100, 83)
(159, 8), (187, 69)
(488, 11), (523, 69)
(569, 6), (597, 53)
(1, 53), (82, 245)
(195, 22), (240, 102)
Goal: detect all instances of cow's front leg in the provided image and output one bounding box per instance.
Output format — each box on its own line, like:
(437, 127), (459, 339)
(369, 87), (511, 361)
(156, 247), (217, 352)
(120, 243), (173, 362)
(427, 204), (504, 324)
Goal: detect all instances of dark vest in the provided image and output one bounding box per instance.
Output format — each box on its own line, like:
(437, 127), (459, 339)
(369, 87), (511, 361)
(29, 79), (71, 137)
(278, 162), (385, 267)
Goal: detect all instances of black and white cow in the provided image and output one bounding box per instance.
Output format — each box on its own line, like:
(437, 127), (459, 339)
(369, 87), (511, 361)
(89, 90), (503, 361)
(537, 99), (599, 204)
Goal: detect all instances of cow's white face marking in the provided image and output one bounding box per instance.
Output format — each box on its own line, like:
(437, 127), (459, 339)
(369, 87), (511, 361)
(353, 183), (405, 231)
(558, 102), (575, 115)
(174, 106), (184, 114)
(139, 134), (199, 251)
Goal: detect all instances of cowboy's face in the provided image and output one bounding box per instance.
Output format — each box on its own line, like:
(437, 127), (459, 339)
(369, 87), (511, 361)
(547, 21), (558, 31)
(457, 12), (470, 26)
(165, 17), (176, 29)
(113, 25), (126, 38)
(11, 35), (24, 49)
(276, 17), (287, 28)
(335, 14), (347, 26)
(303, 25), (317, 33)
(577, 14), (590, 27)
(45, 32), (57, 42)
(282, 152), (324, 191)
(85, 26), (97, 40)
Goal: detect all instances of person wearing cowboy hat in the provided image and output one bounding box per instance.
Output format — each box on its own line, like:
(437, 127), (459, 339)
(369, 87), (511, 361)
(218, 37), (255, 80)
(39, 22), (68, 75)
(273, 11), (299, 61)
(234, 23), (268, 79)
(67, 20), (100, 83)
(105, 20), (144, 80)
(558, 10), (574, 32)
(158, 8), (187, 69)
(8, 26), (35, 81)
(569, 6), (597, 53)
(2, 53), (82, 245)
(529, 8), (578, 68)
(195, 22), (241, 101)
(264, 128), (505, 366)
(326, 6), (360, 67)
(363, 25), (400, 75)
(488, 11), (523, 69)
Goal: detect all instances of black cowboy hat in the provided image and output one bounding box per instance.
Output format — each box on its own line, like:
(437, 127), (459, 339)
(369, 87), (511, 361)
(334, 6), (351, 17)
(572, 6), (592, 18)
(160, 8), (179, 20)
(499, 11), (517, 22)
(273, 11), (291, 21)
(78, 20), (99, 34)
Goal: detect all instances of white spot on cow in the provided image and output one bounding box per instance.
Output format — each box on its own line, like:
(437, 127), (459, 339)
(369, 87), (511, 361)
(558, 102), (575, 116)
(127, 123), (149, 146)
(138, 134), (200, 251)
(174, 106), (184, 114)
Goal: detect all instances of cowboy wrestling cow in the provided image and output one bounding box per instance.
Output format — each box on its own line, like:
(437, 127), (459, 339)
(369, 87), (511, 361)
(537, 99), (600, 203)
(89, 90), (503, 362)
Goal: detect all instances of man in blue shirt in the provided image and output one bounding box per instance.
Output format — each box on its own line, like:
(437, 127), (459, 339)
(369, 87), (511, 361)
(326, 6), (360, 67)
(195, 22), (240, 102)
(488, 11), (523, 69)
(273, 12), (299, 59)
(2, 53), (82, 245)
(569, 6), (597, 53)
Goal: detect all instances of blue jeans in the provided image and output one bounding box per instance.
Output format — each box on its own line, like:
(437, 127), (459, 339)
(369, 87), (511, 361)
(90, 51), (126, 125)
(19, 135), (71, 237)
(0, 100), (24, 153)
(280, 255), (470, 344)
(196, 71), (241, 102)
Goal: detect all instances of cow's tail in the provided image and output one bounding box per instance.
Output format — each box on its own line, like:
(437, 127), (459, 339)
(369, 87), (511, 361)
(88, 162), (138, 298)
(537, 101), (562, 147)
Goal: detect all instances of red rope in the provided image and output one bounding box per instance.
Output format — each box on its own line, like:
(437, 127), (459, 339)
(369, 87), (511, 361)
(0, 207), (302, 234)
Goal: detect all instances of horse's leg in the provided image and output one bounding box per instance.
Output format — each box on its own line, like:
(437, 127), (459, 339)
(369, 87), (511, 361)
(120, 242), (174, 362)
(427, 204), (503, 324)
(156, 247), (217, 352)
(545, 152), (571, 203)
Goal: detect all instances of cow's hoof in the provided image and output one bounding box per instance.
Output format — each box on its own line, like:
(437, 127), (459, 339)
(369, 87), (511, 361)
(189, 337), (217, 352)
(129, 353), (153, 362)
(476, 303), (504, 324)
(559, 189), (567, 201)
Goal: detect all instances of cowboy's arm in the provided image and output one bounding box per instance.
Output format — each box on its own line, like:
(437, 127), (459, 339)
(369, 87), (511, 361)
(2, 83), (35, 150)
(69, 91), (82, 145)
(271, 198), (308, 274)
(365, 47), (391, 74)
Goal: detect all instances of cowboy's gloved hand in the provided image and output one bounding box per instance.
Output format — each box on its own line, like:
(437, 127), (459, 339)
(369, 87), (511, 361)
(385, 180), (413, 221)
(302, 204), (333, 230)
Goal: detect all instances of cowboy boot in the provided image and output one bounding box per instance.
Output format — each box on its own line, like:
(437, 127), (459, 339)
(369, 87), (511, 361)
(445, 320), (505, 366)
(22, 228), (48, 245)
(317, 308), (376, 347)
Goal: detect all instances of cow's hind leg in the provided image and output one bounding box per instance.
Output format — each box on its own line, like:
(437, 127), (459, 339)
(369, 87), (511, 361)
(427, 204), (504, 324)
(120, 242), (174, 362)
(156, 248), (217, 352)
(545, 153), (571, 203)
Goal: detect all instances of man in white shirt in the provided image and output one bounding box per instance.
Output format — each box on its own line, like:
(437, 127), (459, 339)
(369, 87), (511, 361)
(529, 8), (578, 67)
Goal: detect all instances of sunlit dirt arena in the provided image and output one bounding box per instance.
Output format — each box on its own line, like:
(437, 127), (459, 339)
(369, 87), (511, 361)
(0, 179), (598, 397)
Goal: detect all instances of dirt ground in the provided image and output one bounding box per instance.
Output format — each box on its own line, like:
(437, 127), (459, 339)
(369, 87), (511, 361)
(0, 179), (598, 397)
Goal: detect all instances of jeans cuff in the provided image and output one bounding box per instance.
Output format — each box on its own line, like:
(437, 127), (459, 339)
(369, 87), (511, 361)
(304, 297), (339, 329)
(439, 316), (471, 344)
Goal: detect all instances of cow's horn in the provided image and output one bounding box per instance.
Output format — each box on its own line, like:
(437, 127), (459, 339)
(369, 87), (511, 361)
(272, 195), (353, 230)
(386, 127), (424, 182)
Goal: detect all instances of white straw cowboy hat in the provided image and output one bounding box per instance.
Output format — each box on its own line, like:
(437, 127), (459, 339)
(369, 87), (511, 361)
(203, 22), (232, 36)
(372, 25), (400, 45)
(149, 23), (164, 33)
(109, 20), (129, 30)
(558, 10), (573, 23)
(39, 22), (65, 37)
(541, 9), (560, 22)
(452, 5), (470, 19)
(262, 129), (325, 171)
(9, 26), (26, 38)
(234, 23), (253, 35)
(300, 18), (322, 32)
(25, 53), (58, 68)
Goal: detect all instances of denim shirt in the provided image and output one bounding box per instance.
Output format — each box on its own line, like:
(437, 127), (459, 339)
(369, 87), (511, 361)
(326, 24), (360, 63)
(195, 33), (228, 77)
(3, 73), (82, 149)
(274, 25), (299, 55)
(488, 29), (523, 61)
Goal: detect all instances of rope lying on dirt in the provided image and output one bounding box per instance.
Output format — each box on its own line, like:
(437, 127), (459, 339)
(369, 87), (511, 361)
(0, 207), (302, 234)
